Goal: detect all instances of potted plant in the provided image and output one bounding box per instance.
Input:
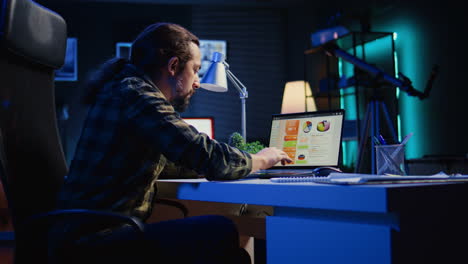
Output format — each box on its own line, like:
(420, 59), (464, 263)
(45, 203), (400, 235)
(228, 132), (265, 154)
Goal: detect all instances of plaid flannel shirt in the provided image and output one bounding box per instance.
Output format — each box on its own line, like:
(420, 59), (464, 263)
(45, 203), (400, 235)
(58, 64), (252, 221)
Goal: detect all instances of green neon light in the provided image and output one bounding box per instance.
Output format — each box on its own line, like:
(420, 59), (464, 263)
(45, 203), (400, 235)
(393, 34), (401, 142)
(342, 141), (347, 167)
(391, 23), (425, 159)
(394, 51), (400, 99)
(338, 59), (345, 109)
(338, 58), (347, 165)
(397, 114), (402, 143)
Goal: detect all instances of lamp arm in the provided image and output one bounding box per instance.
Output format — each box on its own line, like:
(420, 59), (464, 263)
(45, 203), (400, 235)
(226, 69), (248, 99)
(224, 66), (248, 140)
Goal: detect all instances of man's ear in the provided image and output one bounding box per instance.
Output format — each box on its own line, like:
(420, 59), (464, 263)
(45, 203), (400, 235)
(167, 56), (179, 76)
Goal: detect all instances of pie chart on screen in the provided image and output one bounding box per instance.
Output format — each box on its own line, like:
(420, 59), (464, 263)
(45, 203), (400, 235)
(317, 120), (330, 132)
(303, 121), (312, 133)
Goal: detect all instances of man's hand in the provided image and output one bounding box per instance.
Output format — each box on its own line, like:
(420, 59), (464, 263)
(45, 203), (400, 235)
(251, 147), (293, 173)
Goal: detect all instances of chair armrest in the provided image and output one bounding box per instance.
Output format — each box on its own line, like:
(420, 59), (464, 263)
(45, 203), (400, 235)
(154, 198), (188, 218)
(24, 209), (145, 233)
(13, 210), (145, 264)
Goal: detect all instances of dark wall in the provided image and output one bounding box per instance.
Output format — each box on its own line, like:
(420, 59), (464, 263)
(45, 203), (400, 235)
(188, 5), (287, 145)
(40, 1), (294, 165)
(38, 1), (192, 164)
(39, 0), (467, 167)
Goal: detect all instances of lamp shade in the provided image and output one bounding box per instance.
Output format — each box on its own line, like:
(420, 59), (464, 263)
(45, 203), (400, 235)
(281, 81), (317, 114)
(200, 52), (228, 92)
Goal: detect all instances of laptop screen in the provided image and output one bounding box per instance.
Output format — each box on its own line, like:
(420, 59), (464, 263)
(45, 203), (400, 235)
(268, 109), (345, 168)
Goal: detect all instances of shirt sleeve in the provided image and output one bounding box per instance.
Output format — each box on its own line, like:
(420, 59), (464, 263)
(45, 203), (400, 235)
(159, 160), (200, 179)
(121, 79), (252, 181)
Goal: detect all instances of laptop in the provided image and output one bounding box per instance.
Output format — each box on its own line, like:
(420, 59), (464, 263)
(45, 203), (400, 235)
(246, 109), (345, 179)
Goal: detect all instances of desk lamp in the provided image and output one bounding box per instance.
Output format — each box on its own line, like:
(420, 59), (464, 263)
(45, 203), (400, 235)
(281, 80), (317, 114)
(200, 52), (249, 140)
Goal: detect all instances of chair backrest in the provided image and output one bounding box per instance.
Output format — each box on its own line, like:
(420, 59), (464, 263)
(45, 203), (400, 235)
(0, 0), (67, 248)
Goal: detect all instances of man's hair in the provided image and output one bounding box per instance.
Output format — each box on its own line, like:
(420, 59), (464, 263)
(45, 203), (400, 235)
(130, 22), (200, 77)
(82, 22), (199, 104)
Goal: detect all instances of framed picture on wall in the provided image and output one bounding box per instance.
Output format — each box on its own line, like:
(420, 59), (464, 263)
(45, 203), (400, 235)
(183, 117), (215, 139)
(55, 38), (78, 81)
(199, 40), (227, 78)
(116, 42), (132, 59)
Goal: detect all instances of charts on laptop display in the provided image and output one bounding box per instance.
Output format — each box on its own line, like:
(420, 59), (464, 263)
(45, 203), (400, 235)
(247, 109), (345, 178)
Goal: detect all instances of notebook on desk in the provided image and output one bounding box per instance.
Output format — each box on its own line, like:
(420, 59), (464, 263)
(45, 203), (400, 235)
(245, 109), (345, 179)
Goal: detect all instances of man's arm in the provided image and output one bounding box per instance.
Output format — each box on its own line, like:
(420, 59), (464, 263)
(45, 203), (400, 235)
(159, 160), (201, 179)
(122, 80), (291, 180)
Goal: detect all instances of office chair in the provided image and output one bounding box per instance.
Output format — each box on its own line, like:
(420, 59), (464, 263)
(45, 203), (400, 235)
(0, 0), (147, 263)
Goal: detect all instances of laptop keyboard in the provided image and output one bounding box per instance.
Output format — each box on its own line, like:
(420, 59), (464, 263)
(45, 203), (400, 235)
(246, 169), (316, 179)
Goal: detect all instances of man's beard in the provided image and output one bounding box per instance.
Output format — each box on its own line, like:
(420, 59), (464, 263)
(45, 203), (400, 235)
(171, 94), (192, 112)
(170, 77), (194, 112)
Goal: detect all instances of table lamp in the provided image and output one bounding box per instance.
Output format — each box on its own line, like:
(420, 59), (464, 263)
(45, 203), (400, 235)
(281, 80), (317, 114)
(200, 52), (249, 140)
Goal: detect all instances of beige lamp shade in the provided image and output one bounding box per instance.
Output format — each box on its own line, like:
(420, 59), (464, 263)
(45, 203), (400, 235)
(281, 81), (317, 114)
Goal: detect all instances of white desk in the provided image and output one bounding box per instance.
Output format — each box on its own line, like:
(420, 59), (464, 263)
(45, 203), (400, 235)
(157, 178), (468, 264)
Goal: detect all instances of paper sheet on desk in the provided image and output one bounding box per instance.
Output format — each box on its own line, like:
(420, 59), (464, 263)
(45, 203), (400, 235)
(314, 172), (468, 185)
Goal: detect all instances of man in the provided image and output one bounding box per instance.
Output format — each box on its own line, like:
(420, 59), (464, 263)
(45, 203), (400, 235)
(51, 22), (291, 264)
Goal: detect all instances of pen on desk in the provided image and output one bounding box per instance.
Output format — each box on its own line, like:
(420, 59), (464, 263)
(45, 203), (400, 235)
(378, 134), (387, 145)
(373, 136), (382, 146)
